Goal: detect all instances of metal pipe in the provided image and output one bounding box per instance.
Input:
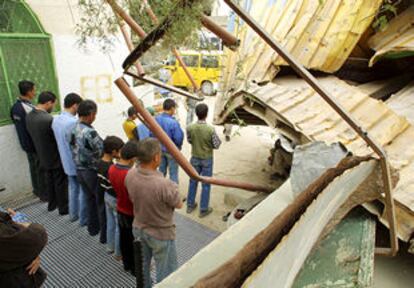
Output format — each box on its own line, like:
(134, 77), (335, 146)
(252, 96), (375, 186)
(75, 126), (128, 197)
(142, 0), (158, 24)
(200, 14), (240, 51)
(224, 0), (398, 256)
(106, 0), (146, 38)
(125, 71), (203, 100)
(115, 77), (273, 193)
(172, 48), (199, 91)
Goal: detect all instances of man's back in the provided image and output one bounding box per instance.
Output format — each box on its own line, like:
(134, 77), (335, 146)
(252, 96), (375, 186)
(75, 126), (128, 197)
(97, 159), (114, 197)
(125, 166), (180, 241)
(108, 163), (133, 216)
(26, 109), (61, 169)
(10, 99), (35, 153)
(70, 122), (103, 170)
(52, 112), (77, 176)
(187, 122), (218, 159)
(123, 119), (136, 140)
(154, 113), (184, 150)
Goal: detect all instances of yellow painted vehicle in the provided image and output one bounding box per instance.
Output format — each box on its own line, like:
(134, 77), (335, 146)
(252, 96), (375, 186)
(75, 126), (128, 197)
(164, 50), (222, 96)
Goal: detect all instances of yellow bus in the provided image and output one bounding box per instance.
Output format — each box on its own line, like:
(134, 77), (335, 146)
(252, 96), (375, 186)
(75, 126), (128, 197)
(164, 50), (222, 96)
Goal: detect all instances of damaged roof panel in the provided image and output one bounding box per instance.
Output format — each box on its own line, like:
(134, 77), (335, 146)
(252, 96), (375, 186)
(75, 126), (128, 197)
(368, 6), (414, 66)
(215, 76), (414, 240)
(387, 81), (414, 124)
(222, 0), (382, 88)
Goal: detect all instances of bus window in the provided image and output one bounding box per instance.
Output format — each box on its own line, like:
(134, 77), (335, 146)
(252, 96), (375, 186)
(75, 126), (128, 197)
(166, 55), (176, 66)
(201, 56), (219, 68)
(181, 55), (199, 67)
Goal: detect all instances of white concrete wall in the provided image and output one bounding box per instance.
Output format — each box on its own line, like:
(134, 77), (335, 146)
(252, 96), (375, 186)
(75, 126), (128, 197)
(0, 125), (32, 203)
(1, 0), (152, 204)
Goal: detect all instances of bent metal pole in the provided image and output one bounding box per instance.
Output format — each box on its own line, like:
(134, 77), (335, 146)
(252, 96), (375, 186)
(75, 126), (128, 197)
(223, 0), (398, 256)
(115, 77), (273, 193)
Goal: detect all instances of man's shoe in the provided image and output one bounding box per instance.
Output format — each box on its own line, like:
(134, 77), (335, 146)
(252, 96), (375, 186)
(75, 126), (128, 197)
(47, 205), (56, 212)
(186, 202), (198, 214)
(199, 207), (213, 218)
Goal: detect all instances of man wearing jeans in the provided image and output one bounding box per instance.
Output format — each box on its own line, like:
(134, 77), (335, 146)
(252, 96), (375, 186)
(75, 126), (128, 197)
(152, 99), (184, 184)
(186, 103), (221, 218)
(70, 100), (103, 236)
(126, 138), (183, 287)
(52, 93), (87, 225)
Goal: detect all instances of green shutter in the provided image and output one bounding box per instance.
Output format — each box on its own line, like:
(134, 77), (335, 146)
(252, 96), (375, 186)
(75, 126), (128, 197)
(0, 0), (43, 34)
(0, 53), (11, 124)
(0, 0), (60, 125)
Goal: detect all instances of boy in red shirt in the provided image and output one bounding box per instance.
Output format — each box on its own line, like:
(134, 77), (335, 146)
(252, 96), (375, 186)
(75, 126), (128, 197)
(108, 141), (138, 274)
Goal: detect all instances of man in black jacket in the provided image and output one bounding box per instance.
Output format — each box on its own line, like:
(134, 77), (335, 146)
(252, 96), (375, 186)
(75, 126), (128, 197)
(10, 80), (45, 200)
(26, 92), (68, 215)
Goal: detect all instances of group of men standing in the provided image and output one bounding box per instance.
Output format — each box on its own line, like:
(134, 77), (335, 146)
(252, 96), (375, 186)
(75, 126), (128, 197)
(10, 79), (222, 286)
(122, 98), (222, 218)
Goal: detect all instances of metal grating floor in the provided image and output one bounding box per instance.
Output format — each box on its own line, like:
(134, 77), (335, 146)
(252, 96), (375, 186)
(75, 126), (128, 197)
(20, 201), (219, 287)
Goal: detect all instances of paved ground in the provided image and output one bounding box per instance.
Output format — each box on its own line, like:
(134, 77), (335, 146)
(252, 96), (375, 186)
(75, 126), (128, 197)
(20, 201), (219, 288)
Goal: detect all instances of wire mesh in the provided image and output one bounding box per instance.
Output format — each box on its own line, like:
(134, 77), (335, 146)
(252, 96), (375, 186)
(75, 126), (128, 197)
(0, 0), (43, 34)
(0, 0), (59, 124)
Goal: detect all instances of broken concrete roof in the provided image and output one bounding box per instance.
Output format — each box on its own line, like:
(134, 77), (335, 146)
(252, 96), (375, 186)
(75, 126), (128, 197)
(368, 6), (414, 67)
(215, 76), (414, 241)
(222, 0), (382, 88)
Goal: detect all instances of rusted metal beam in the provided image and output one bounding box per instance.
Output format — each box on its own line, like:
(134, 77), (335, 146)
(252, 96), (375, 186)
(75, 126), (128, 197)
(194, 157), (373, 287)
(115, 77), (273, 193)
(125, 71), (203, 100)
(200, 14), (240, 51)
(224, 0), (398, 256)
(142, 0), (158, 24)
(106, 0), (146, 38)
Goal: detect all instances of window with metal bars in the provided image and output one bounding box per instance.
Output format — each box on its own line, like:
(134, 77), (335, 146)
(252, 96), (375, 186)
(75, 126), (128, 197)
(0, 0), (60, 126)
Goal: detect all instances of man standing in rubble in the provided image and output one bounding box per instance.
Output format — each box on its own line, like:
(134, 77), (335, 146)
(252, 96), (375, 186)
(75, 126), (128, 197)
(186, 103), (221, 217)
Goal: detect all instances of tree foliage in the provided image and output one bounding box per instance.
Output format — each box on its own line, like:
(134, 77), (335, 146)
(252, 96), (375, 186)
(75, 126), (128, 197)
(76, 0), (213, 54)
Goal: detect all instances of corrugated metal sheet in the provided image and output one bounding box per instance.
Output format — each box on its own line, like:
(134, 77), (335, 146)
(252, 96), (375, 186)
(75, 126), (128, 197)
(215, 76), (414, 241)
(221, 0), (382, 89)
(368, 6), (414, 66)
(387, 81), (414, 124)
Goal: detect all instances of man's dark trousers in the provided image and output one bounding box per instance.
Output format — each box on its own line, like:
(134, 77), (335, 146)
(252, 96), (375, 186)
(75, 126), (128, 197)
(26, 152), (47, 201)
(118, 211), (135, 274)
(44, 166), (68, 214)
(77, 169), (100, 236)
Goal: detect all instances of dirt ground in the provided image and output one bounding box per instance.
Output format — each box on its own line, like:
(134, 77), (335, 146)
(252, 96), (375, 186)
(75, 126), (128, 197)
(173, 95), (279, 232)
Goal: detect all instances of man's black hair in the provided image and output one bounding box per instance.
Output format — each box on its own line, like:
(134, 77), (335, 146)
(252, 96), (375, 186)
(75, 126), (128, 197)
(127, 106), (136, 117)
(103, 136), (124, 154)
(38, 91), (57, 104)
(77, 99), (97, 117)
(121, 140), (139, 160)
(163, 98), (176, 111)
(64, 93), (83, 108)
(195, 103), (208, 120)
(18, 80), (35, 96)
